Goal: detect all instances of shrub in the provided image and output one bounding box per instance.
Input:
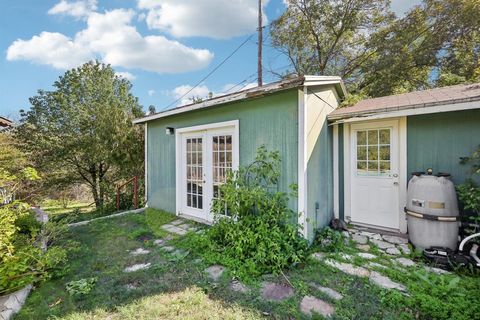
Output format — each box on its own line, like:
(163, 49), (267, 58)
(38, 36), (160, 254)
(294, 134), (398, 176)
(0, 202), (69, 295)
(66, 277), (97, 296)
(192, 146), (308, 280)
(313, 227), (346, 253)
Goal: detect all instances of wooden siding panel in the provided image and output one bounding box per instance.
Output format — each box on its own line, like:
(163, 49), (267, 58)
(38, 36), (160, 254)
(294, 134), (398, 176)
(147, 89), (298, 214)
(407, 109), (480, 185)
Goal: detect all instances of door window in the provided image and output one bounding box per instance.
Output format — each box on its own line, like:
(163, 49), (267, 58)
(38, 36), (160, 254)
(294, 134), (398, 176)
(356, 129), (391, 176)
(186, 137), (203, 209)
(212, 135), (233, 215)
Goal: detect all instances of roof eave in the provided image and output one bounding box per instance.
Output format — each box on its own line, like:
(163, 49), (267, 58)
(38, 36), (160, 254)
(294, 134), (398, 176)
(133, 75), (346, 124)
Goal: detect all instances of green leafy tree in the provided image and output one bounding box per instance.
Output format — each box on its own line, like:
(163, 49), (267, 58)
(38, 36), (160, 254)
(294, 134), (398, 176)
(271, 0), (480, 100)
(16, 61), (144, 208)
(359, 0), (480, 97)
(270, 0), (394, 86)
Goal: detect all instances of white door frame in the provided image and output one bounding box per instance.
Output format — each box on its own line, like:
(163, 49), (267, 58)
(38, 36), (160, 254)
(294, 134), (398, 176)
(175, 120), (239, 222)
(343, 117), (407, 233)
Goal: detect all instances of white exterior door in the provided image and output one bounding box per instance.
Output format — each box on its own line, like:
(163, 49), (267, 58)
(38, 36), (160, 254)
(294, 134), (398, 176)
(177, 121), (238, 222)
(350, 121), (400, 230)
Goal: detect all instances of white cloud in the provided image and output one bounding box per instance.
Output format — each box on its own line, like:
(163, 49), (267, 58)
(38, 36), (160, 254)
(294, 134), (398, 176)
(48, 0), (97, 19)
(116, 71), (136, 81)
(148, 89), (155, 96)
(6, 32), (93, 69)
(137, 0), (268, 39)
(171, 84), (211, 105)
(6, 9), (214, 74)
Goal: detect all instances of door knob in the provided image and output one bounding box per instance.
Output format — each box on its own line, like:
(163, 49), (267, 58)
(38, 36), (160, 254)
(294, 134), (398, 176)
(393, 181), (399, 185)
(392, 173), (399, 178)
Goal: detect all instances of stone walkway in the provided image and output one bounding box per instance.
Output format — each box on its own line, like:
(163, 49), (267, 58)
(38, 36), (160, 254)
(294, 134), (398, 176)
(347, 228), (411, 255)
(161, 218), (198, 235)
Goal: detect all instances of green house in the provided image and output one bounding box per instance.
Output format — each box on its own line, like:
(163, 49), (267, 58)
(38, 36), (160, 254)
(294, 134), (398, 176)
(134, 79), (480, 240)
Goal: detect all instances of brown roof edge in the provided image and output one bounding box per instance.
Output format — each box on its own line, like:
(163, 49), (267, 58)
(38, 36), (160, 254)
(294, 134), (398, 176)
(0, 116), (13, 127)
(133, 75), (346, 124)
(328, 95), (480, 121)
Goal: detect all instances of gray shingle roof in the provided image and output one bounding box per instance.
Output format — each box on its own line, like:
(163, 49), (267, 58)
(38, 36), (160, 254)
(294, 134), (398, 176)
(329, 82), (480, 120)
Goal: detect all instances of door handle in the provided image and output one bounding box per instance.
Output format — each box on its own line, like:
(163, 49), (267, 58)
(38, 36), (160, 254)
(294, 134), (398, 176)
(392, 173), (399, 178)
(393, 181), (399, 186)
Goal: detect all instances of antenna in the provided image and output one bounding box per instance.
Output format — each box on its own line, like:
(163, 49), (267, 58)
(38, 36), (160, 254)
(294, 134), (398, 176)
(257, 0), (263, 87)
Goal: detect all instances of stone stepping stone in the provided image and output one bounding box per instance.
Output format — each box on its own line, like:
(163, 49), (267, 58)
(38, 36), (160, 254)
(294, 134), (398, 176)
(188, 226), (198, 231)
(300, 295), (335, 317)
(360, 231), (382, 240)
(358, 252), (376, 260)
(340, 253), (353, 261)
(425, 266), (451, 275)
(170, 219), (184, 225)
(395, 257), (416, 267)
(352, 234), (368, 244)
(124, 263), (151, 273)
(386, 247), (401, 255)
(309, 282), (343, 301)
(153, 239), (165, 246)
(356, 244), (371, 251)
(130, 248), (150, 256)
(177, 223), (192, 230)
(311, 252), (325, 261)
(229, 280), (249, 293)
(371, 239), (395, 250)
(367, 262), (387, 269)
(369, 271), (407, 292)
(161, 224), (187, 235)
(204, 265), (226, 281)
(382, 235), (408, 245)
(324, 260), (370, 277)
(161, 246), (175, 252)
(261, 282), (294, 302)
(398, 244), (411, 255)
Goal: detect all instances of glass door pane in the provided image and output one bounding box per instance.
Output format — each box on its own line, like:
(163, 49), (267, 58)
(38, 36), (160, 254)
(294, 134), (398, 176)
(212, 134), (232, 215)
(356, 128), (391, 176)
(186, 137), (203, 209)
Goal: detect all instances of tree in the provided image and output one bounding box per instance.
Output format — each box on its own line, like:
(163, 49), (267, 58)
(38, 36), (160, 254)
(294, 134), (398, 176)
(358, 0), (480, 97)
(270, 0), (480, 99)
(16, 61), (144, 208)
(270, 0), (394, 86)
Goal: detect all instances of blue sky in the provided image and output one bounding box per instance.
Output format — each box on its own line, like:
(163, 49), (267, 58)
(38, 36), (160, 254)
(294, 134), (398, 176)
(0, 0), (420, 119)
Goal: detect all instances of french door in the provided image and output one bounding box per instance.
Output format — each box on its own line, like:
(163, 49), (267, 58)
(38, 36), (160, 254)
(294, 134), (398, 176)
(177, 122), (238, 222)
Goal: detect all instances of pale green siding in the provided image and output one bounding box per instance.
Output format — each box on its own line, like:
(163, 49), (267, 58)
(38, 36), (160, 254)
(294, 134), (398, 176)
(407, 109), (480, 184)
(305, 86), (340, 239)
(146, 89), (299, 214)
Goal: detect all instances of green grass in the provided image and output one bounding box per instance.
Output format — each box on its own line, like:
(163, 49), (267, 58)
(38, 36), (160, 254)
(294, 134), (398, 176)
(15, 211), (480, 320)
(42, 201), (94, 216)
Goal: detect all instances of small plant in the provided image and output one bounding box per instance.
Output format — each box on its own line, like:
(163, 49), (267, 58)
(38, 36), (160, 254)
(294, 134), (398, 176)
(65, 277), (97, 296)
(458, 146), (480, 235)
(313, 227), (346, 253)
(191, 146), (308, 280)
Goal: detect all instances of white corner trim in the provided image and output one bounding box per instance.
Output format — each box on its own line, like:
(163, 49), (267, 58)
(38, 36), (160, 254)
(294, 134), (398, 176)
(399, 117), (408, 233)
(175, 130), (181, 217)
(297, 87), (308, 238)
(333, 124), (339, 219)
(343, 123), (351, 222)
(144, 123), (148, 207)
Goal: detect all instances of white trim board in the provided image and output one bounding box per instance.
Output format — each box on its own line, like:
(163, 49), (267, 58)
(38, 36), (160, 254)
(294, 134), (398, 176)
(333, 124), (339, 219)
(330, 100), (480, 123)
(144, 123), (148, 207)
(297, 87), (307, 238)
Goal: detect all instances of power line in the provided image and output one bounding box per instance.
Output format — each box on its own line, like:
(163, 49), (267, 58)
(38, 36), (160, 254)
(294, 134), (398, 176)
(161, 34), (255, 111)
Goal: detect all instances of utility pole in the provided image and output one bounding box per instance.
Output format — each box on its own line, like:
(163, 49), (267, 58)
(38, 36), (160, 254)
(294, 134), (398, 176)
(257, 0), (263, 87)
